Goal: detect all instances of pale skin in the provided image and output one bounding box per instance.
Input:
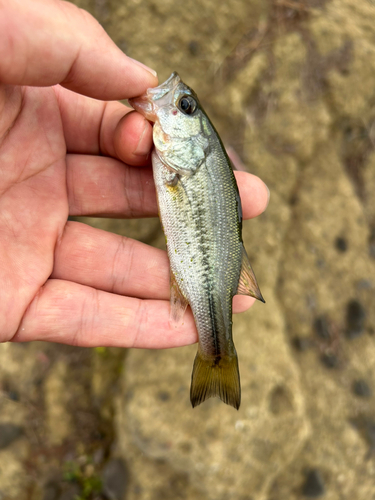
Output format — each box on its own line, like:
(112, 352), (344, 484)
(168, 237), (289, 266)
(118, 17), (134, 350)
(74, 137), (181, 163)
(0, 0), (269, 349)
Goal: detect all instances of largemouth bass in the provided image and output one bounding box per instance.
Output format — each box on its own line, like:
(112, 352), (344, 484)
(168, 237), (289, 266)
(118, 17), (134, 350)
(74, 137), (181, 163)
(130, 73), (264, 409)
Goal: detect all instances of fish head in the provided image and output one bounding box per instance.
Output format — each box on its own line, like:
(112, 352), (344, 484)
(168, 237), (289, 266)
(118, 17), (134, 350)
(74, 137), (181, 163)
(129, 72), (209, 174)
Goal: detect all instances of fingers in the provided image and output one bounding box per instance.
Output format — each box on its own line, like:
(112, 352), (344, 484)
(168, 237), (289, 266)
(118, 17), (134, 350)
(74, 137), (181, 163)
(52, 221), (169, 300)
(113, 111), (154, 165)
(54, 86), (153, 165)
(66, 155), (157, 218)
(13, 279), (198, 349)
(0, 0), (157, 100)
(233, 295), (255, 313)
(52, 222), (254, 315)
(236, 171), (270, 219)
(67, 156), (269, 220)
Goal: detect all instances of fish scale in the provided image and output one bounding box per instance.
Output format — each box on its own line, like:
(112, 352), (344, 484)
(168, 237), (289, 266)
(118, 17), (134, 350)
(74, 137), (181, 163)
(129, 72), (264, 409)
(157, 159), (240, 344)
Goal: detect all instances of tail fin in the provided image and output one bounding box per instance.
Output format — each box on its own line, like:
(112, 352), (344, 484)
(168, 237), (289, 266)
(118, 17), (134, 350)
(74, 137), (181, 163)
(190, 348), (241, 409)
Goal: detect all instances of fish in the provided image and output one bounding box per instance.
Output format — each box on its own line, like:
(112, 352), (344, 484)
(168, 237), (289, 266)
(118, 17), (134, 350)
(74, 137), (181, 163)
(129, 72), (264, 410)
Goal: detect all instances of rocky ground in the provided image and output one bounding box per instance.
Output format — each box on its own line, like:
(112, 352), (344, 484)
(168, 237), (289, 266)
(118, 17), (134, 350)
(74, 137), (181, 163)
(1, 0), (375, 498)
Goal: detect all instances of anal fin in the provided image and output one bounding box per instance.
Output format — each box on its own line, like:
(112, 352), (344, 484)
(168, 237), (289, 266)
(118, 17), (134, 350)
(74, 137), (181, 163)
(237, 245), (265, 303)
(170, 271), (188, 326)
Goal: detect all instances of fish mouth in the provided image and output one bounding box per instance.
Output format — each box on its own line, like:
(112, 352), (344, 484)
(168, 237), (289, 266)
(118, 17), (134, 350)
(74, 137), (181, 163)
(128, 94), (156, 121)
(129, 72), (181, 122)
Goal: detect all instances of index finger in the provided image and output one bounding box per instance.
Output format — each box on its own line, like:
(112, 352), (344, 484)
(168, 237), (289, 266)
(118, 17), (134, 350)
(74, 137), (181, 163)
(0, 0), (157, 100)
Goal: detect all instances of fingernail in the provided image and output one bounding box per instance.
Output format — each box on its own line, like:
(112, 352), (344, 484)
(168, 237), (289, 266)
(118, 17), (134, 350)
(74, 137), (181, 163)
(134, 120), (152, 157)
(129, 57), (157, 78)
(265, 184), (270, 208)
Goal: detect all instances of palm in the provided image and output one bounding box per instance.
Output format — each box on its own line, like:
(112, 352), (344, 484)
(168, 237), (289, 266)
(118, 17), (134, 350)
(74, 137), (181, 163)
(0, 86), (68, 340)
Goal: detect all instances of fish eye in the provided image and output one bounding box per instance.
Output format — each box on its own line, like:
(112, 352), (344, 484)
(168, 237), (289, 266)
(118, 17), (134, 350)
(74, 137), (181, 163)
(178, 95), (197, 115)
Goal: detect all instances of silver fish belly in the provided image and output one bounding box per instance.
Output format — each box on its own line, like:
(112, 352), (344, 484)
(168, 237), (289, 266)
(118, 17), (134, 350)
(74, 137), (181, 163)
(130, 72), (264, 409)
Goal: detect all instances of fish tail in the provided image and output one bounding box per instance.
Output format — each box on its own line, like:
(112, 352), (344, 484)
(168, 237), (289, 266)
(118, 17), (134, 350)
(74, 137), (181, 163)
(190, 346), (241, 410)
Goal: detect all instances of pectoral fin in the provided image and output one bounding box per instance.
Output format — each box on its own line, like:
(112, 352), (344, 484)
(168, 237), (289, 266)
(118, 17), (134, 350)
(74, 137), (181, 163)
(170, 271), (189, 326)
(237, 245), (265, 303)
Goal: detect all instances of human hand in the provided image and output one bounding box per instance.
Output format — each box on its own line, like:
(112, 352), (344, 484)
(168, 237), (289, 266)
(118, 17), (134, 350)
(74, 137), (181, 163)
(0, 0), (269, 349)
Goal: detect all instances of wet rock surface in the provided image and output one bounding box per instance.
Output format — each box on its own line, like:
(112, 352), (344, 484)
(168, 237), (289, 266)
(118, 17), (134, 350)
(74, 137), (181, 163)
(0, 344), (123, 499)
(352, 379), (372, 399)
(1, 0), (375, 499)
(345, 299), (366, 339)
(301, 469), (325, 498)
(101, 458), (128, 500)
(0, 424), (23, 450)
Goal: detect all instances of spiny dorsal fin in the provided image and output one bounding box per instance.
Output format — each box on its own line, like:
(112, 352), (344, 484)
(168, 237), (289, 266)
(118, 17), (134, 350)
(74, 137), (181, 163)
(237, 245), (265, 303)
(170, 270), (188, 326)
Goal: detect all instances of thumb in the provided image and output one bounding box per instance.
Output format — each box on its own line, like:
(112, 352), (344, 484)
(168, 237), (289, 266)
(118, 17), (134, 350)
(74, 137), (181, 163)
(0, 0), (157, 100)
